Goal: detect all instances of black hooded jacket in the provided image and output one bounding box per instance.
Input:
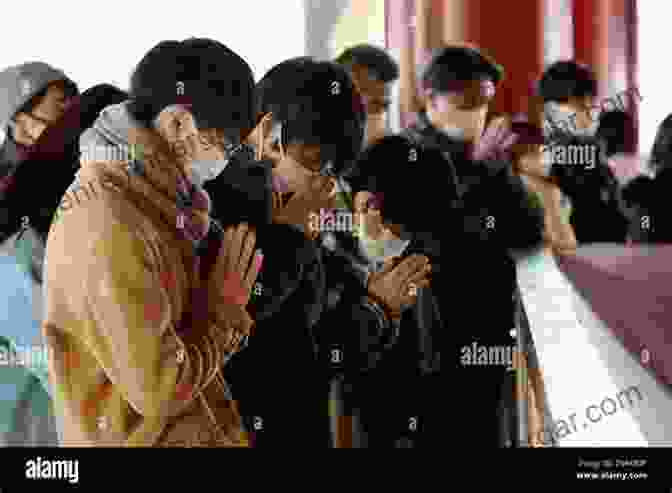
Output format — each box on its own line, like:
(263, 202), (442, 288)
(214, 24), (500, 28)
(547, 133), (630, 244)
(392, 113), (546, 447)
(402, 112), (544, 344)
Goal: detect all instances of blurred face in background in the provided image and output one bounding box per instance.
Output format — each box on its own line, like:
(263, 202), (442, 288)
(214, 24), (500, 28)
(425, 79), (494, 144)
(553, 94), (597, 132)
(350, 64), (391, 148)
(13, 82), (69, 146)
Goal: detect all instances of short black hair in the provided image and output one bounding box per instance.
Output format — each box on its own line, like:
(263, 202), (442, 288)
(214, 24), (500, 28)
(255, 57), (365, 176)
(127, 38), (255, 145)
(349, 135), (458, 235)
(538, 60), (597, 103)
(335, 44), (399, 83)
(421, 45), (503, 93)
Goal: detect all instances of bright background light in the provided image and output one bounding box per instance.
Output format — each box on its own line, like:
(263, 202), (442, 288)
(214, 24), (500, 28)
(0, 1), (307, 90)
(638, 1), (672, 154)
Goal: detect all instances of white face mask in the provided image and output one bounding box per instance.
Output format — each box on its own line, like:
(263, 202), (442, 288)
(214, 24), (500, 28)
(153, 105), (234, 185)
(440, 125), (466, 140)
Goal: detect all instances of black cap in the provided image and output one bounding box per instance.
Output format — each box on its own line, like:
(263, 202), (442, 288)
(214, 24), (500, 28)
(129, 38), (255, 144)
(421, 46), (503, 93)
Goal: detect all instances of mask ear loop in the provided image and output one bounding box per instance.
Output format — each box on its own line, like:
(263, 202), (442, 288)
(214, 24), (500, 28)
(256, 117), (264, 161)
(271, 121), (285, 161)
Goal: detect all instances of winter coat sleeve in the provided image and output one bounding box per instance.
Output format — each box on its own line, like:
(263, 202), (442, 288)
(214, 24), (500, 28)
(549, 142), (630, 242)
(316, 244), (398, 377)
(80, 216), (243, 419)
(473, 164), (546, 256)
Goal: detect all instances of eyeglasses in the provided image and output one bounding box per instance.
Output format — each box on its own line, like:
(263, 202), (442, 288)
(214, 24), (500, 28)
(285, 144), (336, 176)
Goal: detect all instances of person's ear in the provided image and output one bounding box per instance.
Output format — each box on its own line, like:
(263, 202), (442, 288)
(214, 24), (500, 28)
(246, 112), (271, 145)
(424, 90), (437, 112)
(259, 115), (284, 163)
(353, 191), (367, 212)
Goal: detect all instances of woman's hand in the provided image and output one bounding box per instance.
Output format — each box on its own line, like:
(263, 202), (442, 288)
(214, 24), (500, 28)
(208, 223), (263, 329)
(367, 255), (431, 320)
(520, 164), (577, 255)
(471, 115), (519, 162)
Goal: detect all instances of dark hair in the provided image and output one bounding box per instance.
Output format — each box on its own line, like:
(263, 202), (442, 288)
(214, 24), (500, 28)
(127, 38), (255, 145)
(15, 79), (79, 117)
(538, 60), (597, 103)
(335, 44), (399, 83)
(255, 57), (365, 176)
(421, 45), (503, 93)
(596, 110), (636, 157)
(348, 135), (457, 234)
(649, 114), (672, 174)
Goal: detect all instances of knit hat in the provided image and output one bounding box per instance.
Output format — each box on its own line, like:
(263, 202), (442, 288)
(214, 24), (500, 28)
(0, 62), (78, 134)
(129, 38), (255, 144)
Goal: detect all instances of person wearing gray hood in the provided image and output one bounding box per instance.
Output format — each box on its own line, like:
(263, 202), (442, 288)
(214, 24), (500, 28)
(0, 61), (127, 446)
(0, 61), (77, 447)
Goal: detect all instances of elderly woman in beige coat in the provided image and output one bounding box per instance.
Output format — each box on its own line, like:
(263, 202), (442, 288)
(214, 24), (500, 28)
(42, 39), (263, 447)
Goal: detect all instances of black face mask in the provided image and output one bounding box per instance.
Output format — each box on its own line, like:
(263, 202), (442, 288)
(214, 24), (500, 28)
(203, 143), (274, 230)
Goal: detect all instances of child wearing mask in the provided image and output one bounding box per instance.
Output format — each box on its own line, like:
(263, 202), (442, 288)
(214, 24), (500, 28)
(322, 135), (440, 448)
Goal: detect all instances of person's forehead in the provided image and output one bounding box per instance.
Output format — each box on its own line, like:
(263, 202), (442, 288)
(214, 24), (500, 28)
(42, 83), (67, 99)
(350, 65), (390, 100)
